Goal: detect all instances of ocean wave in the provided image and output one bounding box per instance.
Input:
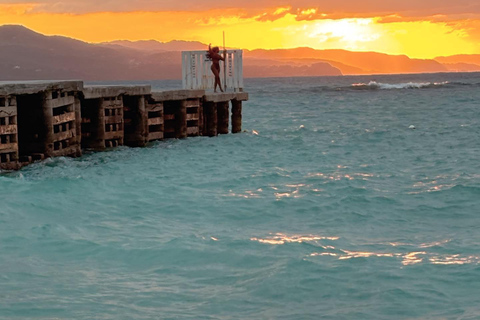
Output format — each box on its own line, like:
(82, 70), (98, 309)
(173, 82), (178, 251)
(300, 80), (480, 93)
(350, 81), (450, 90)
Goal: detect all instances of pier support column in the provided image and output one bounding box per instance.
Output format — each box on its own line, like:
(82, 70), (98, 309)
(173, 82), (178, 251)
(124, 95), (147, 147)
(96, 98), (106, 148)
(81, 98), (104, 150)
(175, 100), (187, 139)
(41, 90), (82, 158)
(204, 101), (217, 137)
(0, 96), (20, 170)
(42, 92), (54, 158)
(217, 101), (229, 134)
(73, 94), (82, 157)
(231, 99), (242, 133)
(198, 103), (204, 136)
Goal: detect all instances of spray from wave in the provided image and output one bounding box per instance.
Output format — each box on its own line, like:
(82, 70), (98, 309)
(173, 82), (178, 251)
(351, 81), (450, 90)
(301, 80), (478, 94)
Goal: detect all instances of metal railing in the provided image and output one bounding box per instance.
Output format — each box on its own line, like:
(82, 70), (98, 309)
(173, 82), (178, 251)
(182, 50), (244, 92)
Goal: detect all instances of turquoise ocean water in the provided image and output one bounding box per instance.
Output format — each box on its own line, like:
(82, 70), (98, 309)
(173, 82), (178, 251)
(1, 73), (480, 319)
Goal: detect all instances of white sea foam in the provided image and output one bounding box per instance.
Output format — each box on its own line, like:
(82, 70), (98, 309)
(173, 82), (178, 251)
(351, 81), (449, 90)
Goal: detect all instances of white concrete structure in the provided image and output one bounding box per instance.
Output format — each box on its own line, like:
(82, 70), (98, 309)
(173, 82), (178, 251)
(182, 50), (244, 92)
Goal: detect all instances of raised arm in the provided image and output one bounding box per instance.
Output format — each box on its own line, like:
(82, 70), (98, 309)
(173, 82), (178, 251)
(208, 43), (212, 53)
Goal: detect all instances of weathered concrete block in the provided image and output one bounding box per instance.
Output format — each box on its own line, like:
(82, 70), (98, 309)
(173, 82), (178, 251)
(186, 99), (201, 137)
(151, 89), (205, 102)
(146, 101), (164, 142)
(204, 92), (249, 103)
(83, 85), (151, 99)
(7, 82), (84, 161)
(102, 97), (124, 148)
(46, 90), (82, 158)
(0, 81), (83, 97)
(0, 95), (19, 170)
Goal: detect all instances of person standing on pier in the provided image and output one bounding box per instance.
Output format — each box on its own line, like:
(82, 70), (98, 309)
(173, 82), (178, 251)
(207, 44), (225, 93)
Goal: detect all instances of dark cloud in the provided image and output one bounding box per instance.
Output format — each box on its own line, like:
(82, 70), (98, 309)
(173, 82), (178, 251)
(6, 0), (480, 21)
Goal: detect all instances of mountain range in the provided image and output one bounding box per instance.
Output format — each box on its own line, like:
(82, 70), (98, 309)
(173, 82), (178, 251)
(1, 25), (479, 81)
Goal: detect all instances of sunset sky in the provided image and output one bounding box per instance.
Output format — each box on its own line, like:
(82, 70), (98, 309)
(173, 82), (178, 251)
(1, 0), (480, 58)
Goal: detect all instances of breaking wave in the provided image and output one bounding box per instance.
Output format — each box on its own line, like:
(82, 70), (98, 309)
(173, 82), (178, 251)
(300, 80), (480, 94)
(350, 81), (450, 90)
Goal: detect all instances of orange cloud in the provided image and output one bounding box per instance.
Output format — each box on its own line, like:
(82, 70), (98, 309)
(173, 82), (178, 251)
(255, 6), (291, 22)
(5, 0), (480, 20)
(0, 3), (37, 14)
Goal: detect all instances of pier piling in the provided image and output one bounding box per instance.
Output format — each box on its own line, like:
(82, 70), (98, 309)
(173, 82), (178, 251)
(204, 102), (217, 137)
(124, 95), (148, 147)
(81, 98), (104, 150)
(175, 100), (187, 139)
(217, 101), (229, 135)
(44, 90), (82, 158)
(231, 99), (242, 133)
(103, 96), (125, 148)
(0, 95), (19, 170)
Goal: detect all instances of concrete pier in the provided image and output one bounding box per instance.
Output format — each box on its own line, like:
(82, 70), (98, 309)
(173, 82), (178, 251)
(0, 81), (248, 171)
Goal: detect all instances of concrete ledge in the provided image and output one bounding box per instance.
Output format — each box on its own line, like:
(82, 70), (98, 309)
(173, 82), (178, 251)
(151, 90), (205, 101)
(83, 85), (151, 99)
(233, 92), (249, 101)
(204, 92), (249, 102)
(0, 80), (84, 95)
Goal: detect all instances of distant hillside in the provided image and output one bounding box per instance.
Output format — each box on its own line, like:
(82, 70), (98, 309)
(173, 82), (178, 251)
(441, 63), (480, 72)
(0, 25), (164, 80)
(0, 25), (479, 81)
(101, 39), (207, 52)
(434, 55), (480, 72)
(244, 62), (341, 78)
(246, 48), (449, 74)
(435, 54), (480, 65)
(0, 25), (344, 80)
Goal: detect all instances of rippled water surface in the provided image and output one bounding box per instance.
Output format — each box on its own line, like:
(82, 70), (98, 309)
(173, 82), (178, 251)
(1, 73), (480, 319)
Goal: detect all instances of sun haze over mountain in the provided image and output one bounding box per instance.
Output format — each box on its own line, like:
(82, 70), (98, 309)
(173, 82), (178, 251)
(2, 25), (480, 81)
(0, 0), (480, 60)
